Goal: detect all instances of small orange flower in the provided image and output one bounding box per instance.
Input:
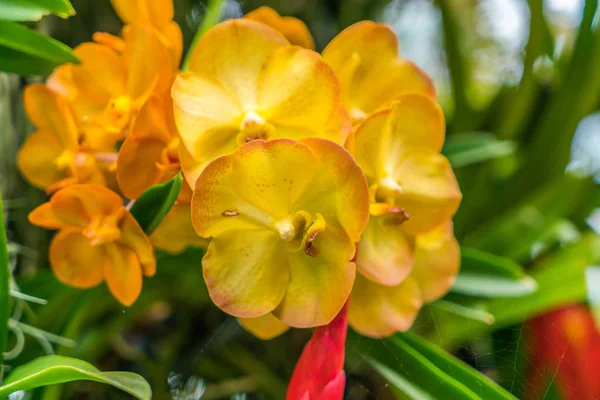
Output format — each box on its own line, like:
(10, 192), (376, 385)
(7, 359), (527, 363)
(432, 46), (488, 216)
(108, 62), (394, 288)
(29, 185), (156, 306)
(17, 84), (112, 194)
(323, 21), (435, 125)
(245, 6), (315, 49)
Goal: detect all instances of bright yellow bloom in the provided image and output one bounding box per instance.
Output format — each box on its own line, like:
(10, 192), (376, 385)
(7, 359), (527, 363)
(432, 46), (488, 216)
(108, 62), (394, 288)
(323, 21), (435, 125)
(17, 84), (111, 194)
(51, 25), (172, 139)
(172, 19), (351, 187)
(349, 222), (460, 338)
(245, 6), (315, 50)
(110, 0), (183, 70)
(191, 138), (369, 328)
(150, 203), (209, 254)
(29, 185), (156, 306)
(116, 94), (181, 199)
(239, 313), (290, 340)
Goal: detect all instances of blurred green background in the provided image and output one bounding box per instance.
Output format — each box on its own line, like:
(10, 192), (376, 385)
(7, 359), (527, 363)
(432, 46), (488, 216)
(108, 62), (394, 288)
(2, 0), (600, 399)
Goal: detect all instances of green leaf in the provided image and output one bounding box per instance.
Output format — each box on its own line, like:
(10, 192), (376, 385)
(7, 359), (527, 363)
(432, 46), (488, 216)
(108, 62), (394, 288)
(451, 248), (537, 297)
(442, 132), (516, 168)
(432, 300), (495, 325)
(0, 0), (75, 21)
(347, 331), (515, 400)
(0, 355), (151, 399)
(0, 195), (9, 382)
(129, 173), (183, 235)
(0, 20), (78, 75)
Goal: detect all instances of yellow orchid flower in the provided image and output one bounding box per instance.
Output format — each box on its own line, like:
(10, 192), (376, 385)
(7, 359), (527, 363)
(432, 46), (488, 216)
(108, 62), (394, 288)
(171, 19), (351, 187)
(61, 25), (172, 139)
(117, 94), (181, 199)
(150, 203), (209, 254)
(349, 222), (460, 338)
(322, 21), (435, 125)
(239, 313), (290, 340)
(347, 93), (460, 288)
(191, 138), (369, 328)
(110, 0), (182, 70)
(28, 185), (156, 306)
(245, 6), (315, 49)
(17, 84), (111, 194)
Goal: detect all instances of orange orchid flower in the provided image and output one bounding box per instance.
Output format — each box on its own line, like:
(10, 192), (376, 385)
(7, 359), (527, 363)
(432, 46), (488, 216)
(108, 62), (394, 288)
(17, 84), (112, 194)
(245, 6), (315, 49)
(323, 21), (435, 125)
(192, 138), (369, 328)
(110, 0), (183, 70)
(29, 185), (156, 306)
(172, 19), (351, 188)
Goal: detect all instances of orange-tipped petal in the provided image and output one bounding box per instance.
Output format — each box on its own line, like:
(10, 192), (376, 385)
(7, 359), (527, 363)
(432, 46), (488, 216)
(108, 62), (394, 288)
(245, 6), (314, 50)
(323, 21), (435, 118)
(187, 19), (288, 106)
(120, 213), (156, 276)
(103, 242), (143, 306)
(23, 84), (78, 149)
(203, 229), (290, 318)
(239, 313), (289, 340)
(394, 150), (461, 234)
(150, 204), (208, 254)
(412, 222), (460, 302)
(49, 230), (105, 289)
(349, 273), (422, 338)
(72, 43), (127, 103)
(355, 216), (415, 286)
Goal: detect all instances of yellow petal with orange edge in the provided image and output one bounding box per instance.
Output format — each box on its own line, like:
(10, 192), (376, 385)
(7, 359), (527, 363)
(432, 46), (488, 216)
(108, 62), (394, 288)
(393, 149), (461, 234)
(49, 230), (105, 288)
(238, 313), (289, 340)
(120, 213), (156, 276)
(187, 19), (288, 106)
(151, 204), (208, 254)
(412, 222), (460, 302)
(245, 6), (314, 49)
(72, 43), (127, 103)
(349, 273), (422, 338)
(355, 216), (414, 286)
(258, 46), (340, 137)
(124, 25), (166, 104)
(323, 21), (435, 117)
(18, 131), (70, 190)
(273, 228), (356, 328)
(24, 84), (78, 149)
(203, 228), (290, 318)
(103, 242), (143, 306)
(350, 94), (446, 181)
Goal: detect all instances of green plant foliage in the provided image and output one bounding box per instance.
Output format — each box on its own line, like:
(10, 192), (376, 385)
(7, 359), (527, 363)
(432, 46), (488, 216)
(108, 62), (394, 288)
(0, 0), (75, 21)
(443, 133), (516, 168)
(348, 331), (516, 400)
(0, 195), (9, 382)
(129, 173), (183, 235)
(0, 20), (78, 75)
(0, 355), (151, 399)
(451, 248), (537, 297)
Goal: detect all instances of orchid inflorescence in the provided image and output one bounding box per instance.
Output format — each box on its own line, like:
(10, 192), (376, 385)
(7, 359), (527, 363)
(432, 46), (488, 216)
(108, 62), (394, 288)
(19, 0), (461, 351)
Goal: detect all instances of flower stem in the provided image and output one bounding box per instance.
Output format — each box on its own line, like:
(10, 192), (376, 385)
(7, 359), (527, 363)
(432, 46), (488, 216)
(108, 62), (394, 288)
(182, 0), (226, 71)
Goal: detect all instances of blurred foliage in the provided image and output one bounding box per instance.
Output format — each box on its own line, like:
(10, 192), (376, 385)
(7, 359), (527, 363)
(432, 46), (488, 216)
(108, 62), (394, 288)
(2, 0), (600, 399)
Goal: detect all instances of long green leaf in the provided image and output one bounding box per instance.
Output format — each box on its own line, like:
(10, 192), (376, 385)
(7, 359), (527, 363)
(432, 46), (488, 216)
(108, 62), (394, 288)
(0, 195), (9, 382)
(0, 0), (75, 21)
(347, 331), (482, 400)
(443, 133), (516, 168)
(398, 332), (515, 400)
(0, 20), (78, 75)
(0, 355), (151, 399)
(451, 248), (537, 297)
(129, 173), (182, 234)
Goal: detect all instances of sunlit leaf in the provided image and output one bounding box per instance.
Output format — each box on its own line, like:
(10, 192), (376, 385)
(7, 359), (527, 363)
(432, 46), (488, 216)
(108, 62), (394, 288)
(0, 0), (75, 21)
(0, 20), (78, 75)
(129, 173), (183, 235)
(451, 248), (537, 297)
(443, 133), (516, 168)
(432, 299), (495, 325)
(0, 356), (151, 399)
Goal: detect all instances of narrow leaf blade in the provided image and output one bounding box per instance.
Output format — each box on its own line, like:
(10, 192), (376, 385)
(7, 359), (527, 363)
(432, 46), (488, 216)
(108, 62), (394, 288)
(129, 173), (183, 234)
(0, 0), (75, 21)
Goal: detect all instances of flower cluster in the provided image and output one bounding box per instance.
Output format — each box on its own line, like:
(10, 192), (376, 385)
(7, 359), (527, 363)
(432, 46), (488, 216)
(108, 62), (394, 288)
(20, 1), (461, 337)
